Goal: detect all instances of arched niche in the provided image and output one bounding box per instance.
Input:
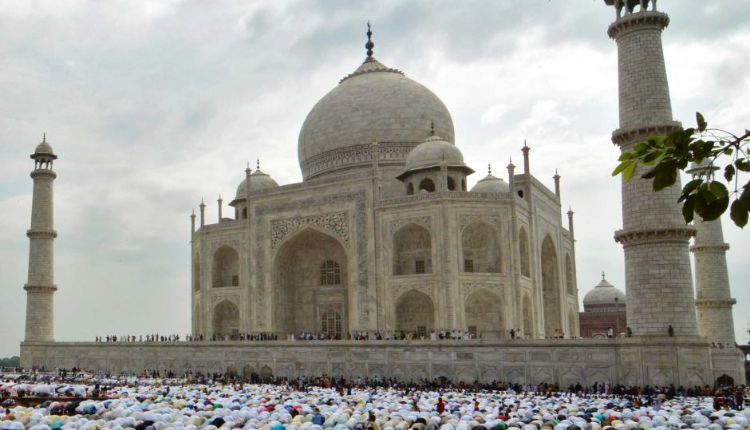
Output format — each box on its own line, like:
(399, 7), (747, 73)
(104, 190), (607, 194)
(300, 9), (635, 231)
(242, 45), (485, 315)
(193, 260), (201, 292)
(519, 227), (530, 277)
(406, 182), (414, 195)
(392, 223), (432, 275)
(193, 302), (202, 334)
(213, 246), (239, 288)
(565, 254), (575, 295)
(464, 289), (503, 339)
(212, 300), (239, 339)
(568, 309), (577, 338)
(273, 228), (348, 337)
(541, 235), (561, 337)
(462, 221), (501, 273)
(419, 178), (435, 193)
(447, 176), (456, 191)
(522, 294), (533, 337)
(395, 290), (434, 336)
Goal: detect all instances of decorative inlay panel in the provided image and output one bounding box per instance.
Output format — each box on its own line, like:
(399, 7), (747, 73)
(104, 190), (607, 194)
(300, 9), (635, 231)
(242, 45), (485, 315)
(390, 216), (432, 233)
(271, 212), (349, 249)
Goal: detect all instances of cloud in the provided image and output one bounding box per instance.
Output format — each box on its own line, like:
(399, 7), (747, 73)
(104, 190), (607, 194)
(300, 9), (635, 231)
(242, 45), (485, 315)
(0, 0), (748, 357)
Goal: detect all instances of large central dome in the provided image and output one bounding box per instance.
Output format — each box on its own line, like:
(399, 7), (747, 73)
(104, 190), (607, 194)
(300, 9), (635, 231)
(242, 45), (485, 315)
(298, 55), (455, 181)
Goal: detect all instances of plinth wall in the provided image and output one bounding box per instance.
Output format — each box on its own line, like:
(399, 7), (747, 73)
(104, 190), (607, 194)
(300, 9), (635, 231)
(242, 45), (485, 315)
(21, 337), (744, 387)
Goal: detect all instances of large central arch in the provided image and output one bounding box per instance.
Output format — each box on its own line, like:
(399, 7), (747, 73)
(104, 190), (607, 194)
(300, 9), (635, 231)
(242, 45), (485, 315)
(273, 228), (348, 338)
(541, 235), (561, 337)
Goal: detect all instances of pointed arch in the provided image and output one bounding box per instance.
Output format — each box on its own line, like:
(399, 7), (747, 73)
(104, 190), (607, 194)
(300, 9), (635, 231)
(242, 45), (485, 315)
(395, 290), (434, 336)
(541, 235), (561, 337)
(212, 300), (239, 339)
(565, 254), (575, 295)
(447, 176), (456, 191)
(393, 223), (432, 275)
(568, 309), (578, 338)
(213, 246), (239, 288)
(522, 294), (533, 337)
(273, 227), (348, 336)
(192, 260), (201, 292)
(419, 178), (435, 193)
(193, 302), (202, 335)
(462, 221), (501, 273)
(464, 289), (503, 339)
(519, 227), (530, 277)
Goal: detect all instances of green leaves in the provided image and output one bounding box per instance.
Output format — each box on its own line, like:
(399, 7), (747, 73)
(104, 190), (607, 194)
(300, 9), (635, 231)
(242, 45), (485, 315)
(681, 181), (729, 223)
(696, 112), (707, 132)
(612, 112), (750, 227)
(730, 186), (750, 227)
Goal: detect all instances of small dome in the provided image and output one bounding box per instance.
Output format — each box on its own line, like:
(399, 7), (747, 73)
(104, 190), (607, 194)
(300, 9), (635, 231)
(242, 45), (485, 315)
(583, 275), (626, 311)
(404, 135), (466, 172)
(235, 170), (279, 199)
(471, 173), (509, 193)
(31, 135), (56, 159)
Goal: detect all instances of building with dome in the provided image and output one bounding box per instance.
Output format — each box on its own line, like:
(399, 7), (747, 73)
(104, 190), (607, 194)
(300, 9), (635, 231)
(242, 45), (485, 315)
(190, 35), (580, 341)
(579, 274), (627, 338)
(19, 3), (745, 387)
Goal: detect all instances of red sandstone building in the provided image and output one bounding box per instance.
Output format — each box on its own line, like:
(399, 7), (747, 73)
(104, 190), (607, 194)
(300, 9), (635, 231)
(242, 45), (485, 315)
(579, 274), (627, 338)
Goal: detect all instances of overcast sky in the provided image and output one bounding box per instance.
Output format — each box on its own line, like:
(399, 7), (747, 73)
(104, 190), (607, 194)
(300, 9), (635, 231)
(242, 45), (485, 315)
(1, 0), (749, 357)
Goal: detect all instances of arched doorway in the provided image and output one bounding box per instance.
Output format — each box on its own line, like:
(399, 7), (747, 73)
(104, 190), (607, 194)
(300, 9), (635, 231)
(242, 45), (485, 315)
(541, 235), (561, 337)
(522, 294), (533, 338)
(274, 228), (348, 337)
(565, 254), (575, 295)
(716, 374), (734, 387)
(213, 246), (239, 288)
(242, 364), (256, 381)
(212, 300), (239, 339)
(395, 290), (434, 338)
(419, 178), (435, 193)
(464, 289), (503, 339)
(393, 223), (432, 275)
(320, 308), (343, 339)
(462, 222), (501, 273)
(568, 309), (577, 338)
(519, 227), (530, 277)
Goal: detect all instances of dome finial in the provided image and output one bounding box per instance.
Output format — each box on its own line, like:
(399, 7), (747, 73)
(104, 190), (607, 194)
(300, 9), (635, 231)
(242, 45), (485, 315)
(42, 133), (46, 143)
(602, 271), (606, 281)
(256, 157), (260, 171)
(365, 21), (374, 59)
(488, 162), (492, 175)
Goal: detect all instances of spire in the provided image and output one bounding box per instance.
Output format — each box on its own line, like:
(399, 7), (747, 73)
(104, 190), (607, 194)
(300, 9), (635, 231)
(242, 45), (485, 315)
(365, 21), (374, 59)
(521, 140), (530, 175)
(553, 169), (561, 198)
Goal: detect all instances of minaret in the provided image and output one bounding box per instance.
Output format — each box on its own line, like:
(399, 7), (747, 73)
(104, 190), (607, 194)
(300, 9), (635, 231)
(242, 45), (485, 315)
(24, 135), (58, 342)
(604, 0), (698, 336)
(687, 161), (736, 345)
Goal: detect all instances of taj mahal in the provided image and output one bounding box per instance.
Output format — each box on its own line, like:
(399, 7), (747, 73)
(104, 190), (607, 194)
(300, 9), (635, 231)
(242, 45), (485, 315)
(19, 1), (746, 386)
(189, 24), (577, 341)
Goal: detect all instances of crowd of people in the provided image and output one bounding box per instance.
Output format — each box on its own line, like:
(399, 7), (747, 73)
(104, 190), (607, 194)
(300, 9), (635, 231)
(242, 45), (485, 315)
(93, 330), (488, 343)
(0, 372), (748, 430)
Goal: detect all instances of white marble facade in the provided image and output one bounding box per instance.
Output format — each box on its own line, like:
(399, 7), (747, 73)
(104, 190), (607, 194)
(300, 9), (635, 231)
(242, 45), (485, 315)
(190, 53), (579, 341)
